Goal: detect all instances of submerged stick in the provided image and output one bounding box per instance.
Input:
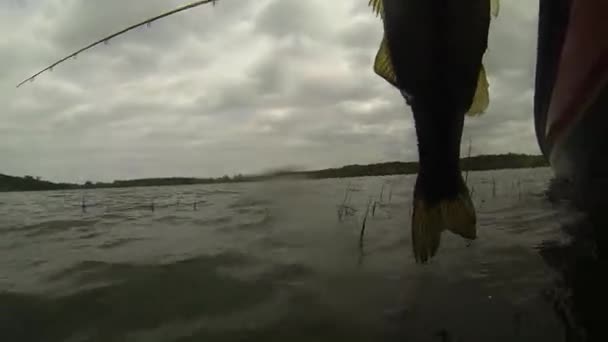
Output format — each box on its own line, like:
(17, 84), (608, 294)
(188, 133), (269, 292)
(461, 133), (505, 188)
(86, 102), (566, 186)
(17, 0), (221, 87)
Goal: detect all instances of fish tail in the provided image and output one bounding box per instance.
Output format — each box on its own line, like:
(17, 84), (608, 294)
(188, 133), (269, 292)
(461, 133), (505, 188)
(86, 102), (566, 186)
(411, 198), (444, 263)
(412, 175), (476, 263)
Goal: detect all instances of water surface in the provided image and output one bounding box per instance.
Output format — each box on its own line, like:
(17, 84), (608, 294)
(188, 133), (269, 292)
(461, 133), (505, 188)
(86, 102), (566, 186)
(0, 168), (591, 341)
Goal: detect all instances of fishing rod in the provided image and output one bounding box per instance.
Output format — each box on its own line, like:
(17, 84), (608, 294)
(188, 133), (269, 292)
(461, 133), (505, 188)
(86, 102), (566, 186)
(16, 0), (220, 88)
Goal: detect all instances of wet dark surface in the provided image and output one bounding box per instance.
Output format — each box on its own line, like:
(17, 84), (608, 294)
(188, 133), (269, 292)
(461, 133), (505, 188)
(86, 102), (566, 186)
(0, 168), (603, 341)
(539, 178), (607, 342)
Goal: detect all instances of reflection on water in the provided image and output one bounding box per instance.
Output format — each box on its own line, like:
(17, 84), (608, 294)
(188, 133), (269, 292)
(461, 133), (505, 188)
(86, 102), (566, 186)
(0, 168), (602, 341)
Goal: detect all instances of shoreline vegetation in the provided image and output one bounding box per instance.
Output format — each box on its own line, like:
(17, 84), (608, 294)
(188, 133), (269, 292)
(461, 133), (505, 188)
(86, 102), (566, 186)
(0, 153), (548, 193)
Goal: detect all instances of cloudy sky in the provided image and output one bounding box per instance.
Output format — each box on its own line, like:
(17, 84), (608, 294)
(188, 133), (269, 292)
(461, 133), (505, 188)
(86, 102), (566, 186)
(1, 0), (540, 183)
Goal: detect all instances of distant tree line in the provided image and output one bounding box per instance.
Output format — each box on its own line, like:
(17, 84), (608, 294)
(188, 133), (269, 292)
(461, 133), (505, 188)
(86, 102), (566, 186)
(0, 174), (79, 192)
(295, 153), (549, 179)
(0, 153), (548, 192)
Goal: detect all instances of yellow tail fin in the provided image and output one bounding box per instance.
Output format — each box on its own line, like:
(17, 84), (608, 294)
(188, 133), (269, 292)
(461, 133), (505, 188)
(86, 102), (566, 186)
(411, 185), (476, 263)
(412, 200), (445, 263)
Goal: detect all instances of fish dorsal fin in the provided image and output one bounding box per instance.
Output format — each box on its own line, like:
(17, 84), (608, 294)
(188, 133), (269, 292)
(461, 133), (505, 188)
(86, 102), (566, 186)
(368, 0), (384, 17)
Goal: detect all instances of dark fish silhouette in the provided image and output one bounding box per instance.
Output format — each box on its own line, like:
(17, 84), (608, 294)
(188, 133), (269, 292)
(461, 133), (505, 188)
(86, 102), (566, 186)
(370, 0), (498, 263)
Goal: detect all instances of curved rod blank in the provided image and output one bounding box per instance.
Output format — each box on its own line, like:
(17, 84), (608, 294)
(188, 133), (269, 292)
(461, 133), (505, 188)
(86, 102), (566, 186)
(16, 0), (220, 88)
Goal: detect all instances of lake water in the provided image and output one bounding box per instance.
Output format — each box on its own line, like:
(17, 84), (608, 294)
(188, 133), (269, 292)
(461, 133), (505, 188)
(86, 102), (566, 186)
(0, 167), (599, 342)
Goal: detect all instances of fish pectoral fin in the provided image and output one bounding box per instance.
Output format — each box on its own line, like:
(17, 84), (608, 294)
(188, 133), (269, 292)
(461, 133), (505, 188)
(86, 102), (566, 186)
(467, 0), (499, 117)
(412, 183), (477, 263)
(369, 1), (397, 89)
(466, 64), (490, 116)
(373, 35), (400, 89)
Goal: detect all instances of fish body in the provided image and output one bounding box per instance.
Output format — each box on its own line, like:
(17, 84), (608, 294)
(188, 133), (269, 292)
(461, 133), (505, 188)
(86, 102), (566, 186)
(372, 0), (493, 262)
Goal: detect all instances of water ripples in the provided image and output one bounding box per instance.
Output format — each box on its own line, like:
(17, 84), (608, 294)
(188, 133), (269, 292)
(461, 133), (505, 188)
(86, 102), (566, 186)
(0, 168), (588, 342)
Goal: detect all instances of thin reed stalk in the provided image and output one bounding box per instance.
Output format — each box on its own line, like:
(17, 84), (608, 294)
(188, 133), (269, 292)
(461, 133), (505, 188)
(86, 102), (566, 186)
(465, 137), (472, 185)
(359, 198), (372, 250)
